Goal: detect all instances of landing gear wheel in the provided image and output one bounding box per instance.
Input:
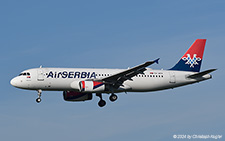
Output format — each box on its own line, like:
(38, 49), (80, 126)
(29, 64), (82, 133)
(36, 89), (42, 103)
(96, 93), (106, 107)
(109, 94), (118, 102)
(98, 100), (106, 107)
(36, 98), (41, 103)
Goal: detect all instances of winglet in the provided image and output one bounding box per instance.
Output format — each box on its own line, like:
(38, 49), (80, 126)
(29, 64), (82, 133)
(154, 58), (160, 64)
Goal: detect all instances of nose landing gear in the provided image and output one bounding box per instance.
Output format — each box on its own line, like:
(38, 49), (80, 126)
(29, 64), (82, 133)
(36, 89), (42, 103)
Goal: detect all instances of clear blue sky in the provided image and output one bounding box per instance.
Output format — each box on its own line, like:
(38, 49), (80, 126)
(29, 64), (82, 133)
(1, 0), (224, 140)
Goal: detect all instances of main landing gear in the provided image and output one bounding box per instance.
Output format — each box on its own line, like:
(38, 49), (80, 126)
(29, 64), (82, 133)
(96, 93), (118, 107)
(36, 89), (42, 103)
(109, 94), (118, 102)
(96, 93), (106, 107)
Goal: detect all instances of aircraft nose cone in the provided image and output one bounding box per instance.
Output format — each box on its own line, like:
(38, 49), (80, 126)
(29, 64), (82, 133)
(10, 77), (18, 87)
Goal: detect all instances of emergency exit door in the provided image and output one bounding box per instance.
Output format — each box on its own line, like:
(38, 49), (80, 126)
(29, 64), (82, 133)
(37, 69), (44, 81)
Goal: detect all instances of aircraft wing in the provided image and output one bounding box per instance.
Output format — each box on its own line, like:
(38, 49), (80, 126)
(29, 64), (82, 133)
(101, 58), (159, 89)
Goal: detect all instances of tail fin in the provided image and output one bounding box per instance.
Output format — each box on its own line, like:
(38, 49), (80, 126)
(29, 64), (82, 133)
(170, 39), (206, 72)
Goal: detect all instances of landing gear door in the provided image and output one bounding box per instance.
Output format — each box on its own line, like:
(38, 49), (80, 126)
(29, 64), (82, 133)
(169, 72), (176, 83)
(37, 69), (44, 81)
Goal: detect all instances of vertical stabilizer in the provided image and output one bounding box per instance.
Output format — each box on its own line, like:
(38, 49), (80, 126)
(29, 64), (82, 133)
(170, 39), (206, 72)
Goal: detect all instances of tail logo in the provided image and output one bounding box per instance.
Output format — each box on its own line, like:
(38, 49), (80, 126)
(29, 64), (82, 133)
(182, 54), (201, 68)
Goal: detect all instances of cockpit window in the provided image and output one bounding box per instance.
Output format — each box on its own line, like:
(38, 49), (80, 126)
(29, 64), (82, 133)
(19, 72), (31, 76)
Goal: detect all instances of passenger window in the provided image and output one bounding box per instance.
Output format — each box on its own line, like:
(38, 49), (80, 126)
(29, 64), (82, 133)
(27, 73), (30, 75)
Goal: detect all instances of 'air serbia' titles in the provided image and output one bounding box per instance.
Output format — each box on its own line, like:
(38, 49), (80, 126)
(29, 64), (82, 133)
(47, 71), (96, 79)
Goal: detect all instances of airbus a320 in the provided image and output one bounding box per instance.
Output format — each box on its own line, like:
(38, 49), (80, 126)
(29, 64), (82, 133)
(10, 39), (216, 107)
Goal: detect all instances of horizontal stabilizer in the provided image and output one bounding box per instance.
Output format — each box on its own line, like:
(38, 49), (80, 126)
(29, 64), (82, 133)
(187, 69), (217, 79)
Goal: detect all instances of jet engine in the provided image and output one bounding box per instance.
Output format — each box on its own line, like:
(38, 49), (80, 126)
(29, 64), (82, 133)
(80, 81), (106, 92)
(70, 80), (106, 92)
(63, 91), (92, 101)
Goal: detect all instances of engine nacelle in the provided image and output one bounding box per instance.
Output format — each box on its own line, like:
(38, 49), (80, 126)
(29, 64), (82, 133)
(71, 80), (106, 92)
(80, 81), (105, 92)
(63, 91), (92, 101)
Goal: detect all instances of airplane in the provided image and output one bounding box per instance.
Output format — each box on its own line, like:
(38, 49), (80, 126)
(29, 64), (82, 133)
(10, 39), (216, 107)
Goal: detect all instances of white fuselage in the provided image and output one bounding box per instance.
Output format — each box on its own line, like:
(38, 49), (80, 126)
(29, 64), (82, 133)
(9, 39), (214, 107)
(10, 67), (212, 93)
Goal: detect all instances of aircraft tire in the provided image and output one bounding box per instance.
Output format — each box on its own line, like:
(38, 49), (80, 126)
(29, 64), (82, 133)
(109, 94), (118, 102)
(36, 98), (41, 103)
(98, 100), (106, 107)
